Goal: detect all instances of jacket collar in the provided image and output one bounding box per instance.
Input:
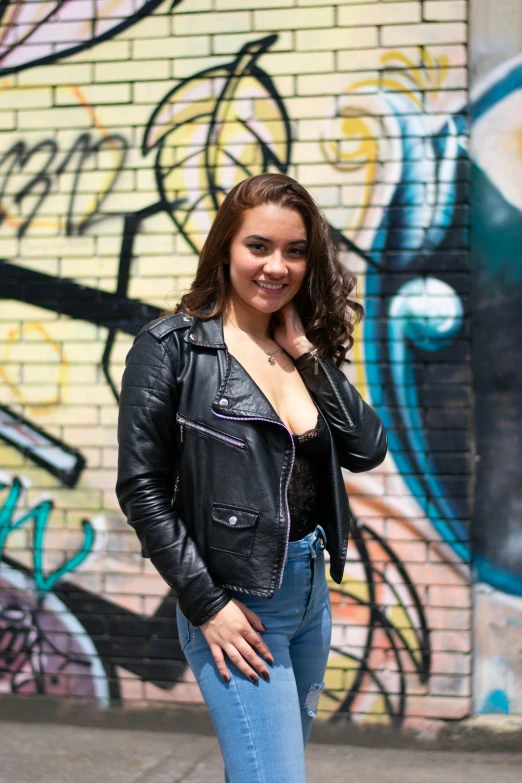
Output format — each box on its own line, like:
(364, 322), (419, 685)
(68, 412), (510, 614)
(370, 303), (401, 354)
(183, 306), (283, 423)
(182, 305), (226, 349)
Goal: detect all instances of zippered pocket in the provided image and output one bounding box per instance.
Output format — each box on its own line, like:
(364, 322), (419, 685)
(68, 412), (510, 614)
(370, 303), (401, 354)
(176, 412), (248, 450)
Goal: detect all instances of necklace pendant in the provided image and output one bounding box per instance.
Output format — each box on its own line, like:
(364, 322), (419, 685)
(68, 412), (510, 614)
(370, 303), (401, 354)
(268, 356), (275, 365)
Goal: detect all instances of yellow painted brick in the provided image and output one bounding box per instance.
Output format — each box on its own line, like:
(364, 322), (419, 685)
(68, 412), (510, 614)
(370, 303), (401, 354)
(213, 30), (293, 55)
(60, 170), (134, 195)
(254, 6), (334, 30)
(55, 83), (131, 106)
(218, 0), (292, 7)
(0, 238), (18, 256)
(138, 256), (198, 276)
(31, 406), (98, 426)
(46, 320), (98, 341)
(338, 46), (422, 71)
(91, 104), (145, 127)
(99, 191), (155, 213)
(173, 11), (251, 36)
(64, 383), (115, 406)
(67, 40), (131, 64)
(94, 60), (169, 83)
(0, 302), (58, 321)
(297, 162), (369, 186)
(429, 44), (467, 66)
(284, 96), (335, 119)
(96, 236), (123, 257)
(20, 236), (94, 258)
(299, 0), (374, 3)
(50, 488), (103, 510)
(171, 55), (232, 79)
(136, 168), (159, 192)
(18, 107), (89, 130)
(25, 364), (97, 384)
(179, 0), (211, 8)
(175, 0), (212, 9)
(82, 469), (118, 490)
(136, 211), (177, 234)
(100, 407), (119, 426)
(339, 1), (421, 26)
(297, 71), (378, 95)
(0, 87), (52, 109)
(134, 234), (175, 255)
(118, 13), (170, 39)
(102, 449), (118, 469)
(133, 80), (178, 104)
(0, 111), (15, 129)
(305, 186), (340, 206)
(128, 277), (176, 299)
(18, 63), (91, 87)
(14, 385), (60, 404)
(297, 26), (378, 51)
(424, 1), (467, 22)
(381, 22), (467, 47)
(60, 343), (103, 363)
(61, 258), (118, 278)
(261, 51), (334, 74)
(134, 35), (210, 60)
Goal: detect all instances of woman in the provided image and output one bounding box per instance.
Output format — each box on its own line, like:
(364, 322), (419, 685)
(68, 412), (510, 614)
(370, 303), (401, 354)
(116, 173), (387, 782)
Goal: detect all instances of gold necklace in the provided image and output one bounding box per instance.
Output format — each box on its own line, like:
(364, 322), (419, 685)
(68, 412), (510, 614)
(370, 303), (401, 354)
(227, 317), (286, 366)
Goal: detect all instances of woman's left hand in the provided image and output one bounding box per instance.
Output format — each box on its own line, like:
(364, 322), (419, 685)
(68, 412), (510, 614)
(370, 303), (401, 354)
(272, 301), (316, 360)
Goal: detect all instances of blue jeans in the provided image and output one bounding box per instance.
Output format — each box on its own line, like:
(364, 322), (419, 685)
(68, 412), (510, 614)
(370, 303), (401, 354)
(176, 524), (332, 783)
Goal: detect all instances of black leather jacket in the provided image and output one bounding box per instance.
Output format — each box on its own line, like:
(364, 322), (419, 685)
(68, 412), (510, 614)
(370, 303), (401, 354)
(116, 309), (387, 627)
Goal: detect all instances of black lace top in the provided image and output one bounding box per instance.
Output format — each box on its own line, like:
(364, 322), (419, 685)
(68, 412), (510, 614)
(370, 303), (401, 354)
(287, 410), (330, 541)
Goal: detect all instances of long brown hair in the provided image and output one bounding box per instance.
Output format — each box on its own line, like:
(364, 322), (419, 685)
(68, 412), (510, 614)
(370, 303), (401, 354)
(170, 173), (363, 366)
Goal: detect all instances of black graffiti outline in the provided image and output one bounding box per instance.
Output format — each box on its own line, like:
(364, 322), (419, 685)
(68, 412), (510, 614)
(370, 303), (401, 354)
(0, 132), (128, 238)
(0, 0), (184, 76)
(324, 517), (430, 725)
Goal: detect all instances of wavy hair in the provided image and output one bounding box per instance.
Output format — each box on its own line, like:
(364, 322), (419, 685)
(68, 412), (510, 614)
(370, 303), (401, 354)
(169, 173), (363, 366)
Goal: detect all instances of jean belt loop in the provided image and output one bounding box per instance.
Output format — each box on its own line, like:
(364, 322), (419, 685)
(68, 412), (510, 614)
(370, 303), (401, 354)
(315, 524), (327, 552)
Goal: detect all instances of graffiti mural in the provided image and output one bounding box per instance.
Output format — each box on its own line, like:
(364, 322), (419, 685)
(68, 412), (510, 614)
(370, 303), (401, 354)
(469, 55), (522, 715)
(0, 0), (475, 728)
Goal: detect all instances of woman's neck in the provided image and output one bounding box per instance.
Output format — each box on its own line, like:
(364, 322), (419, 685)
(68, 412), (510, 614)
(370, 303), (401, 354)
(223, 298), (275, 343)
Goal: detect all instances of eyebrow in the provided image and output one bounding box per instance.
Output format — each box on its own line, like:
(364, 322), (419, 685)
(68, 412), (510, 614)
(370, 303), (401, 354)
(244, 234), (307, 245)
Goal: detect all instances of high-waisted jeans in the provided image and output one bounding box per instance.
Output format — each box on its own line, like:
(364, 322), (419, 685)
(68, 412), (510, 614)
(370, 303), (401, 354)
(176, 524), (332, 783)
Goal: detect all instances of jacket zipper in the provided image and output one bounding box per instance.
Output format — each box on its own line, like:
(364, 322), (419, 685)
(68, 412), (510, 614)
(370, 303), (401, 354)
(213, 410), (295, 591)
(176, 412), (247, 449)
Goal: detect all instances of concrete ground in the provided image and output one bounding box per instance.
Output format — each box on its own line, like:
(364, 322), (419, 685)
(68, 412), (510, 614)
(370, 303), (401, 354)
(1, 721), (521, 783)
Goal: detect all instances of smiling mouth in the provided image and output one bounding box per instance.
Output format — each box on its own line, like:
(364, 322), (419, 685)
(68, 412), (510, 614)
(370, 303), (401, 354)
(254, 280), (287, 291)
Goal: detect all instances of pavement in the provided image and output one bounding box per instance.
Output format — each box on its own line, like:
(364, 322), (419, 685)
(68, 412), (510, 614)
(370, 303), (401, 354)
(1, 721), (522, 783)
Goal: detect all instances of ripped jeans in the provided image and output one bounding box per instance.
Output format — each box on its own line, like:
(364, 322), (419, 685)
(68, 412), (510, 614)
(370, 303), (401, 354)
(176, 524), (332, 783)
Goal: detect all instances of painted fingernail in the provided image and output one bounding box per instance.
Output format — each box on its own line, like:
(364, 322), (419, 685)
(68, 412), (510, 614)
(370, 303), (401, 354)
(249, 674), (258, 684)
(261, 623), (267, 631)
(261, 671), (270, 680)
(223, 675), (230, 683)
(267, 658), (274, 666)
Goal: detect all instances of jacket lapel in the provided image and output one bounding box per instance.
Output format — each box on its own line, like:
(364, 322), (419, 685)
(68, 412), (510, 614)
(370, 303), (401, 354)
(184, 309), (281, 423)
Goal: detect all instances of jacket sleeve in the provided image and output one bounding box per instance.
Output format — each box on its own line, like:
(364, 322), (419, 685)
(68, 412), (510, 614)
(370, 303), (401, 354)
(115, 328), (231, 627)
(294, 350), (388, 473)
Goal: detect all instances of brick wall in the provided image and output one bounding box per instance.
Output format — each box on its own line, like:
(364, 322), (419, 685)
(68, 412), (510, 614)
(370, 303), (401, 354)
(0, 0), (471, 730)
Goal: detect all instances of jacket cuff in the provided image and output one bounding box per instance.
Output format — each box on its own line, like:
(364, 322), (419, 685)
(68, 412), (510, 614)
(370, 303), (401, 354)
(294, 349), (319, 371)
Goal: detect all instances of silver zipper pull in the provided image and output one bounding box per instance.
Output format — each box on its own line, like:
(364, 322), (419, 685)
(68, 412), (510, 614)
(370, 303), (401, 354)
(178, 417), (185, 442)
(308, 348), (319, 374)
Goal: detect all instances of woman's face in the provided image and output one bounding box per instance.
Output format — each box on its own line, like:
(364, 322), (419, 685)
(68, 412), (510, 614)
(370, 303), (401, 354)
(227, 203), (308, 315)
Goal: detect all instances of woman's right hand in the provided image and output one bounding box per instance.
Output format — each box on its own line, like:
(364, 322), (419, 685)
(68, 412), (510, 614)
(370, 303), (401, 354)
(200, 598), (274, 683)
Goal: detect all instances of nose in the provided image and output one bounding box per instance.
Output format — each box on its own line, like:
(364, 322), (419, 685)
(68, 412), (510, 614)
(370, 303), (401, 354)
(263, 249), (287, 276)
